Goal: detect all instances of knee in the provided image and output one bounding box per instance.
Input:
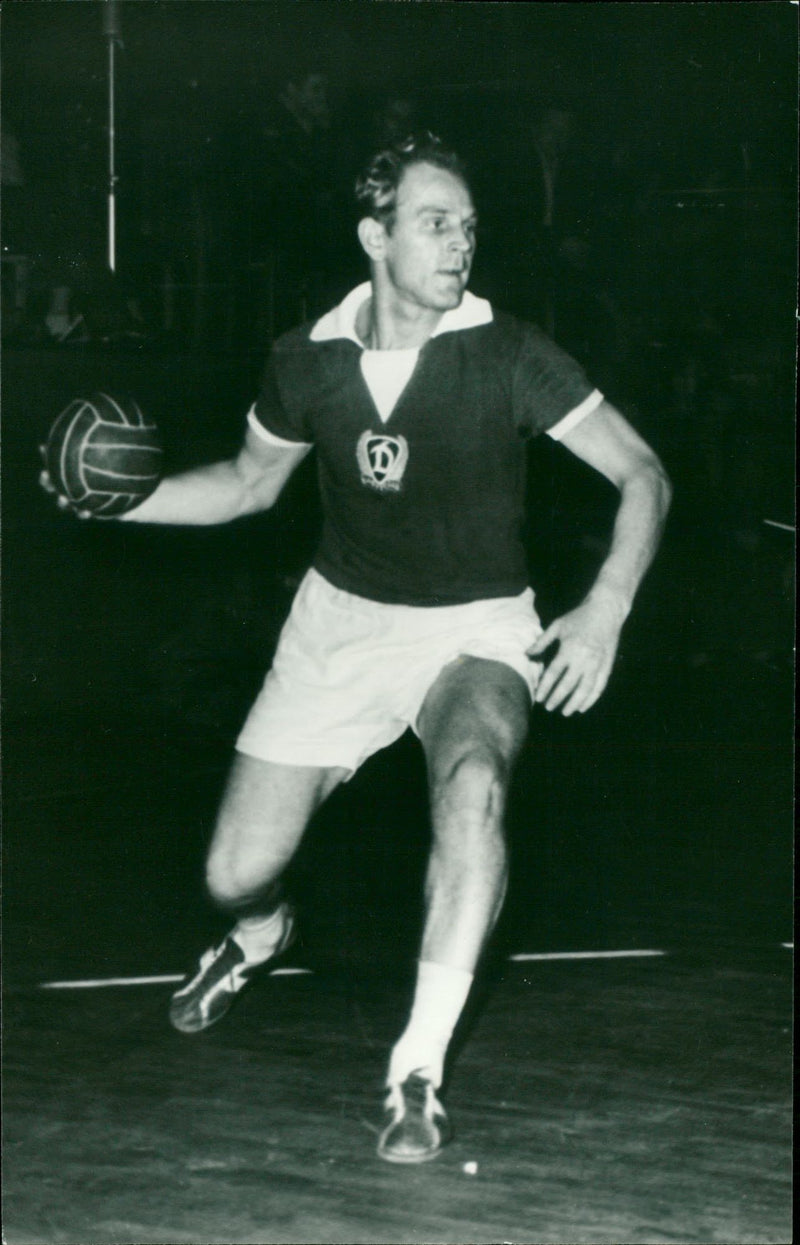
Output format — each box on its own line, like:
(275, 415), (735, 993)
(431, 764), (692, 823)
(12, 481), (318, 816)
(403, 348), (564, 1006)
(205, 849), (249, 910)
(431, 745), (508, 826)
(205, 835), (280, 911)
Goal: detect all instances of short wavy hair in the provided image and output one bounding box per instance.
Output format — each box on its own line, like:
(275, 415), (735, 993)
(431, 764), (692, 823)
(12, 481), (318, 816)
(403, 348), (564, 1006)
(355, 132), (470, 231)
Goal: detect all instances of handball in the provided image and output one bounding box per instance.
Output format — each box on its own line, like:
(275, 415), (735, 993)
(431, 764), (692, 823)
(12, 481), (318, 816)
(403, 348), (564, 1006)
(44, 392), (163, 516)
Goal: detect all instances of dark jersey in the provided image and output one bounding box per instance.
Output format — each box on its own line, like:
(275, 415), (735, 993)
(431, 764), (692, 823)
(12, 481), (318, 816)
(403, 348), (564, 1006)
(252, 305), (597, 606)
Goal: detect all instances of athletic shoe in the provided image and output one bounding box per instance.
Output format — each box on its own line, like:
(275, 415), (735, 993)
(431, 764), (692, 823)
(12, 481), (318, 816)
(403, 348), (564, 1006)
(169, 909), (295, 1034)
(377, 1072), (453, 1164)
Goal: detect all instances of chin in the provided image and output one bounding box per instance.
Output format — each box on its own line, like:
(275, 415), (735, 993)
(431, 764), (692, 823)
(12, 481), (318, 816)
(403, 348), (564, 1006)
(434, 288), (465, 310)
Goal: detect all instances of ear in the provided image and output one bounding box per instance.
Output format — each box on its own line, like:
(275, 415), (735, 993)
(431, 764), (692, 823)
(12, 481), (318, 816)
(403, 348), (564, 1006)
(357, 216), (388, 262)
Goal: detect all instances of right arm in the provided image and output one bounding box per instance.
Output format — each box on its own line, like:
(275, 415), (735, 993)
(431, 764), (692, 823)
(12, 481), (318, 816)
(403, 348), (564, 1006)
(42, 424), (312, 526)
(122, 425), (311, 525)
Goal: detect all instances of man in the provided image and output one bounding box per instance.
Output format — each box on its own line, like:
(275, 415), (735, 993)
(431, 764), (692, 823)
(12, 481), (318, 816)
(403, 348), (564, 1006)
(43, 134), (671, 1164)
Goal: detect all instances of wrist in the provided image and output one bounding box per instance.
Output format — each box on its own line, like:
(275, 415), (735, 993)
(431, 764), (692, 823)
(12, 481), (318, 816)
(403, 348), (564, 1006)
(587, 578), (632, 625)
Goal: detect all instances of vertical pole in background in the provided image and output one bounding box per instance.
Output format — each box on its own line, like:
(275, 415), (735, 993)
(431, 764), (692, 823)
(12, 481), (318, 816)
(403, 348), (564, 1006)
(103, 0), (122, 272)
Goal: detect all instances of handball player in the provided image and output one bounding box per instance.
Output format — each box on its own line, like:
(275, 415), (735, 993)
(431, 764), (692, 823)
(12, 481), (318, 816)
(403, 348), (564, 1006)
(42, 134), (671, 1163)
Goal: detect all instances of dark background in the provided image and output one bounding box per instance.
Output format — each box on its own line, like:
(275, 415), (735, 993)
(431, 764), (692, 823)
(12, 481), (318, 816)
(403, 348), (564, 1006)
(1, 1), (795, 987)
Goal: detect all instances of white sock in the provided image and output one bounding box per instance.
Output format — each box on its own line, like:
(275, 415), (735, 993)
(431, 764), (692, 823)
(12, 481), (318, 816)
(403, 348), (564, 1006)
(387, 960), (474, 1090)
(231, 904), (289, 965)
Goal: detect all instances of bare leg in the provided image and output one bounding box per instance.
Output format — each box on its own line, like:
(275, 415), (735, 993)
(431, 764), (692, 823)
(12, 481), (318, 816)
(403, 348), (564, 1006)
(387, 656), (529, 1083)
(205, 752), (348, 914)
(417, 655), (530, 973)
(378, 656), (530, 1162)
(169, 754), (347, 1033)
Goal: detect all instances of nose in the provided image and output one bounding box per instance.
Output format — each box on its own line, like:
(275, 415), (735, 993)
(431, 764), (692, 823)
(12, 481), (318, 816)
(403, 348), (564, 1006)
(449, 227), (473, 254)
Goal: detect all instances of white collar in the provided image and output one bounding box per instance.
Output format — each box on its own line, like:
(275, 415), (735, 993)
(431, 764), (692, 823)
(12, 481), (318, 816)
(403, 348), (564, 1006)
(309, 281), (493, 347)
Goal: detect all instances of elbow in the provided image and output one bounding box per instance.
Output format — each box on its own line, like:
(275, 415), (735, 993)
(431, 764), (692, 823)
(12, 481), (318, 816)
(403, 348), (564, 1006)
(653, 458), (673, 517)
(231, 459), (281, 520)
(626, 453), (672, 519)
(611, 457), (672, 536)
(236, 482), (279, 520)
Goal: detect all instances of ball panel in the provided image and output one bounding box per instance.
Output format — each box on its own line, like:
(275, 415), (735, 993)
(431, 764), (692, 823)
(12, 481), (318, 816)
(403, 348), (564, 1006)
(82, 460), (162, 492)
(86, 423), (161, 450)
(83, 428), (163, 486)
(45, 402), (100, 501)
(82, 425), (163, 496)
(82, 458), (161, 482)
(89, 492), (145, 517)
(91, 391), (147, 427)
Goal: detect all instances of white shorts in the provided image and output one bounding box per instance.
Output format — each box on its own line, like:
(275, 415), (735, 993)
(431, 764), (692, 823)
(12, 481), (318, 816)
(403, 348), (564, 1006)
(236, 568), (543, 775)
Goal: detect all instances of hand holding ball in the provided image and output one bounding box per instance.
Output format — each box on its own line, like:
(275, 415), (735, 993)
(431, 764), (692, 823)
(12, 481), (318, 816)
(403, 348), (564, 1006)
(42, 392), (163, 517)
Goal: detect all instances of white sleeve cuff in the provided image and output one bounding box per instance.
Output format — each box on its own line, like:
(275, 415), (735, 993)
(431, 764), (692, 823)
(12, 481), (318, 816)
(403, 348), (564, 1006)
(247, 405), (312, 448)
(546, 389), (604, 441)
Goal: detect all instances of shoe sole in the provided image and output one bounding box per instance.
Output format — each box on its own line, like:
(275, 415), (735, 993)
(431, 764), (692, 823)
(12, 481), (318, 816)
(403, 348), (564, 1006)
(377, 1141), (444, 1164)
(169, 1001), (235, 1035)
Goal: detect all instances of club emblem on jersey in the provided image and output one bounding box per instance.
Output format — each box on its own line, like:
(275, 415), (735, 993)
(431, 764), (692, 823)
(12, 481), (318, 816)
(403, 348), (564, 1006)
(356, 431), (409, 492)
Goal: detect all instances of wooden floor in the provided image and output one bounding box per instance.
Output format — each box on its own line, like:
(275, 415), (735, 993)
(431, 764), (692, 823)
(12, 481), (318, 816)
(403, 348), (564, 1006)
(3, 935), (792, 1244)
(2, 719), (794, 1244)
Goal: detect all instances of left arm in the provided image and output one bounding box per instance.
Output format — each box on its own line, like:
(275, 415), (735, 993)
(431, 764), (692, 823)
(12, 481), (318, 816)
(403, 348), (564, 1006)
(529, 399), (672, 715)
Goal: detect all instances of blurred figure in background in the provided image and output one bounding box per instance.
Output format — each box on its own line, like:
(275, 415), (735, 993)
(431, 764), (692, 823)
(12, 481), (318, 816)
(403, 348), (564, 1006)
(199, 64), (350, 345)
(474, 102), (587, 332)
(370, 93), (420, 149)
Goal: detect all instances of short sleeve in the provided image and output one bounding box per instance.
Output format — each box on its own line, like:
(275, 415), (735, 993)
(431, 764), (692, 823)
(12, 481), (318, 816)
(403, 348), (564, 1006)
(512, 322), (596, 437)
(251, 349), (314, 445)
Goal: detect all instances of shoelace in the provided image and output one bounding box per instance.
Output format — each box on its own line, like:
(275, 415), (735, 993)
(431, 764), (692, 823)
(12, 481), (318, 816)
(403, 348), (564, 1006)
(176, 940), (239, 996)
(384, 1072), (440, 1122)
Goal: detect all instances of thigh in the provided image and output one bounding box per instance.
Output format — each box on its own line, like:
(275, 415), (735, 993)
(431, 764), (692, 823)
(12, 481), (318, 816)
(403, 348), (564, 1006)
(416, 655), (531, 779)
(210, 753), (347, 865)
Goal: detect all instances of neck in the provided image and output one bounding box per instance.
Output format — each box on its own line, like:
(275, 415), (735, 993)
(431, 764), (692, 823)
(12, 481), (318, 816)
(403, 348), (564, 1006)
(360, 279), (444, 350)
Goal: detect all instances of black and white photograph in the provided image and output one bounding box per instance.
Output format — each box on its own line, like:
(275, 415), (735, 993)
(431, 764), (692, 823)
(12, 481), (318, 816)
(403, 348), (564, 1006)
(1, 2), (795, 1242)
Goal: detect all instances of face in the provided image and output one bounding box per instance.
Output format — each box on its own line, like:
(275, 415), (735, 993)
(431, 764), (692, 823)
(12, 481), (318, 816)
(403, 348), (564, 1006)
(378, 162), (477, 313)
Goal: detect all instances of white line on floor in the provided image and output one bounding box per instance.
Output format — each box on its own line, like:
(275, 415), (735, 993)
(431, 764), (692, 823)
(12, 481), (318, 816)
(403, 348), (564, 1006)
(763, 519), (795, 532)
(509, 949), (667, 962)
(39, 968), (313, 990)
(40, 975), (185, 989)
